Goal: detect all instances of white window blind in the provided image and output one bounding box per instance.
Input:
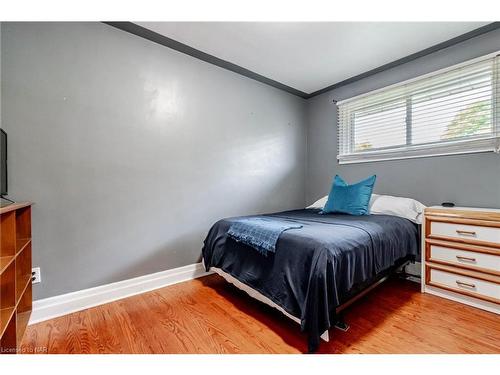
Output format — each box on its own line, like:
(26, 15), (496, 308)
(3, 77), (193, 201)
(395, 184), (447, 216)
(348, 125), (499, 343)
(337, 53), (500, 164)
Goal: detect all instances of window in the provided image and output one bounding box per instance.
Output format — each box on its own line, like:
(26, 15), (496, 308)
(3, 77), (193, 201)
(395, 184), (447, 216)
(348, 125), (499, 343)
(337, 53), (500, 164)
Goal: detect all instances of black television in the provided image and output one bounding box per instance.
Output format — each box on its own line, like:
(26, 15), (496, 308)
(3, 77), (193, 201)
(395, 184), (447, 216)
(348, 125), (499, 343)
(0, 129), (7, 196)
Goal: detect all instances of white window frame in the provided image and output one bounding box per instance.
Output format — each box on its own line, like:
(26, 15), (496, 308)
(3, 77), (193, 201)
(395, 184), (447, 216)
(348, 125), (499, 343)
(336, 51), (500, 164)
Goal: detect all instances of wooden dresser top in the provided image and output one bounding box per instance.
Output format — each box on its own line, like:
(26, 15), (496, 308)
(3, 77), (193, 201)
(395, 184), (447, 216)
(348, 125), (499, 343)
(0, 201), (33, 215)
(425, 206), (500, 222)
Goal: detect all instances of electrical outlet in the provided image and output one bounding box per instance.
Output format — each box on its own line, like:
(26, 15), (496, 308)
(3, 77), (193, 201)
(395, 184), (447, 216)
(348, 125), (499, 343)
(32, 267), (41, 284)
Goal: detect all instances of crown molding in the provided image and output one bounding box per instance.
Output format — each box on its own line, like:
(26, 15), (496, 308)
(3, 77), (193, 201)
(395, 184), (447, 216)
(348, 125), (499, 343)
(103, 21), (309, 99)
(104, 22), (500, 100)
(306, 22), (500, 99)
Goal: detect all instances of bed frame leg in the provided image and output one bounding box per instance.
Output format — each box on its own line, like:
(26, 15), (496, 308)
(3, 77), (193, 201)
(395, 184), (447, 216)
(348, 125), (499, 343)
(334, 315), (350, 332)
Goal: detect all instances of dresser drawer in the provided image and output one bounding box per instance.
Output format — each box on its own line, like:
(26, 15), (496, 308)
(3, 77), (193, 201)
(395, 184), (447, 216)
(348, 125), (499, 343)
(426, 265), (500, 304)
(428, 244), (500, 275)
(429, 221), (500, 247)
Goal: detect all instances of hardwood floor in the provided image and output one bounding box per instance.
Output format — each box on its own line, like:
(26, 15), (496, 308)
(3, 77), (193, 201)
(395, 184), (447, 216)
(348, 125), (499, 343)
(21, 275), (500, 354)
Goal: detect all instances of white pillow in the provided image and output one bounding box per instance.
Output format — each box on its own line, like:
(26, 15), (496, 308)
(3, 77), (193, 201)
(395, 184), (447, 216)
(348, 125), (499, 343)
(369, 194), (426, 224)
(307, 195), (328, 209)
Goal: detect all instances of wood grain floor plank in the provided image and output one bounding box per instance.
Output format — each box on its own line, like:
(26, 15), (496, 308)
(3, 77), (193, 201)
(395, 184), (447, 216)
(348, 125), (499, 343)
(20, 275), (500, 354)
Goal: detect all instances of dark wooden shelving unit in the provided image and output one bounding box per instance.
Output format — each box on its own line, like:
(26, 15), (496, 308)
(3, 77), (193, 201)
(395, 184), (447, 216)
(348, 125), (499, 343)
(0, 202), (33, 354)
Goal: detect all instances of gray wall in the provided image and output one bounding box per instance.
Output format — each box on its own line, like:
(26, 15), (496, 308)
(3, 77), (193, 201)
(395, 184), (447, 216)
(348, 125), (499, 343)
(306, 28), (500, 208)
(1, 22), (307, 299)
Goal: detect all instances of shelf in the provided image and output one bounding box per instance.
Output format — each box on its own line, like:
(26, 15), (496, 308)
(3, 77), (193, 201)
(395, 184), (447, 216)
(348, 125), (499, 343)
(0, 260), (16, 310)
(0, 256), (15, 276)
(0, 307), (15, 338)
(15, 238), (31, 256)
(0, 211), (16, 257)
(0, 202), (33, 215)
(0, 310), (17, 353)
(16, 280), (32, 348)
(16, 310), (31, 346)
(16, 275), (31, 304)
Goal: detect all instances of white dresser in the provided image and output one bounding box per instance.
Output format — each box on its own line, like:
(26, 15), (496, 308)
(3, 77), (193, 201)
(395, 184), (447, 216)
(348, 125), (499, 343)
(422, 206), (500, 314)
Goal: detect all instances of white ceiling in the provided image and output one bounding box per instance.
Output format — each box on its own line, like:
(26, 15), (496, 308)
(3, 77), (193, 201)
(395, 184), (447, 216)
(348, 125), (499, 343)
(138, 22), (489, 94)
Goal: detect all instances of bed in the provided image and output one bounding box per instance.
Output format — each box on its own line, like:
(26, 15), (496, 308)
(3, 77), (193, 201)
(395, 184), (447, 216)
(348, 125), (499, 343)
(202, 208), (420, 351)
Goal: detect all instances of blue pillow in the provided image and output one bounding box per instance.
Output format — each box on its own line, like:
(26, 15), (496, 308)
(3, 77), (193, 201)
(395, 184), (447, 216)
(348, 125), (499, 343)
(322, 175), (376, 216)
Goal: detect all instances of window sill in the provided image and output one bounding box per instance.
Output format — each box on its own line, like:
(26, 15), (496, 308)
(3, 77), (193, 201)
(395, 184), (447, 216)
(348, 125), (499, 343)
(338, 138), (500, 164)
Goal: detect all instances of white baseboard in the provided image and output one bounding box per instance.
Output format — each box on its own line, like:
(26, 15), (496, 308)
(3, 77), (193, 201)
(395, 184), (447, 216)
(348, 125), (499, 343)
(30, 262), (212, 325)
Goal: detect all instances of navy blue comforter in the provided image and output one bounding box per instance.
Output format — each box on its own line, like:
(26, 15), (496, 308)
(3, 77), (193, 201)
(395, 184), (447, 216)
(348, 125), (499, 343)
(202, 209), (419, 351)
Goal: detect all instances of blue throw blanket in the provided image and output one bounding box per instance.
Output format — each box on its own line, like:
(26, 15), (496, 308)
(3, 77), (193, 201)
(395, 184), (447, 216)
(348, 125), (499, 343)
(227, 217), (302, 255)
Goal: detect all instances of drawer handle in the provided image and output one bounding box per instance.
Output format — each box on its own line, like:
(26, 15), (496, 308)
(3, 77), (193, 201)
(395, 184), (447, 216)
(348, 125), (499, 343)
(456, 280), (476, 289)
(456, 255), (477, 262)
(456, 230), (477, 236)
